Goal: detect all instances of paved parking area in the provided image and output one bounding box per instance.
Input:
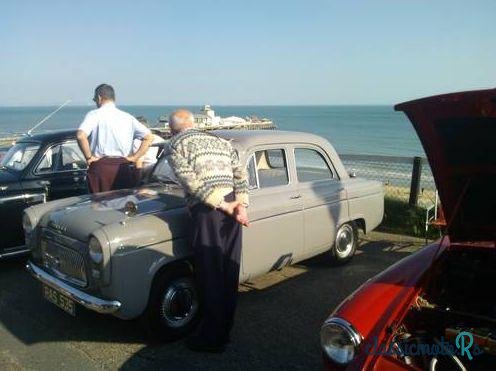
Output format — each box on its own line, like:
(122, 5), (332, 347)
(0, 232), (425, 370)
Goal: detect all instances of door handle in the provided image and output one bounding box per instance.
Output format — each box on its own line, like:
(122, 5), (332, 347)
(290, 194), (301, 199)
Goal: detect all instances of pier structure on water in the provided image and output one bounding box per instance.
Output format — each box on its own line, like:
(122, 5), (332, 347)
(153, 105), (277, 139)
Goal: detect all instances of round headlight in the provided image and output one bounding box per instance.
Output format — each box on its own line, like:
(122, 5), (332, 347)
(89, 236), (103, 264)
(22, 213), (33, 234)
(321, 318), (362, 365)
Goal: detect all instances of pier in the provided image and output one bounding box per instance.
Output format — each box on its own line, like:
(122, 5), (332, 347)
(151, 121), (277, 139)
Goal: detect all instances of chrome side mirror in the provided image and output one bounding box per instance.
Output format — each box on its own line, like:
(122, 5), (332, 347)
(349, 169), (357, 178)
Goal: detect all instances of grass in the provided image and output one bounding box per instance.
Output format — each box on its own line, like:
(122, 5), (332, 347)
(378, 196), (442, 239)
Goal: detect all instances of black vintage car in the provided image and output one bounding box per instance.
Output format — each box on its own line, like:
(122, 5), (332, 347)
(0, 130), (88, 258)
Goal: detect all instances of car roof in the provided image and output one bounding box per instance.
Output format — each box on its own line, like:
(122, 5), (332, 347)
(16, 129), (77, 144)
(213, 130), (330, 151)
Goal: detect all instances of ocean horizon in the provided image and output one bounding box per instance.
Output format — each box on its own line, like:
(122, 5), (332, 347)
(0, 105), (425, 157)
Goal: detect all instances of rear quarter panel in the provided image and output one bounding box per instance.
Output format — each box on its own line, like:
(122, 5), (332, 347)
(342, 178), (384, 232)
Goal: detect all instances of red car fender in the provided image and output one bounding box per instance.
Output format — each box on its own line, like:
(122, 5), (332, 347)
(325, 240), (449, 370)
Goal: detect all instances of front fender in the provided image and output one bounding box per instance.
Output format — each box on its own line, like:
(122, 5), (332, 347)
(99, 209), (192, 319)
(327, 241), (445, 369)
(334, 242), (441, 336)
(100, 237), (192, 319)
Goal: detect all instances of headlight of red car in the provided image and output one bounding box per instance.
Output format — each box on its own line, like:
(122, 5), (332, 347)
(321, 318), (362, 365)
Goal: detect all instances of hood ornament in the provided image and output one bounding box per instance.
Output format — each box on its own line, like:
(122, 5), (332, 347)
(124, 201), (138, 216)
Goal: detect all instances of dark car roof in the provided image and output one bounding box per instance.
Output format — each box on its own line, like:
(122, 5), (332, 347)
(16, 129), (77, 144)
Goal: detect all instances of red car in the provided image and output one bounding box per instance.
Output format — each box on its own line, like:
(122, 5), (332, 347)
(321, 88), (496, 370)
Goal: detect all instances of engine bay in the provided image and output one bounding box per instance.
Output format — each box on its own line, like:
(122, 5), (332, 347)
(392, 247), (496, 370)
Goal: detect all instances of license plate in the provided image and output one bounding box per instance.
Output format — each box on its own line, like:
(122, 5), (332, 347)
(43, 285), (76, 316)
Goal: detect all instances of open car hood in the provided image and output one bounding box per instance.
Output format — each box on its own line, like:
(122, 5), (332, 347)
(395, 88), (496, 242)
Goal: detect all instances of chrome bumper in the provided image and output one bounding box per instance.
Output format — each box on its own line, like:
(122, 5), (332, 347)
(26, 261), (121, 314)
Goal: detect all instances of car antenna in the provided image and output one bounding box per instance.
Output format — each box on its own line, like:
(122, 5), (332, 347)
(26, 99), (72, 137)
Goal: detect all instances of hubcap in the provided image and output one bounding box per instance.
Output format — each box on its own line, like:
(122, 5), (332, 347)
(160, 277), (198, 329)
(335, 224), (354, 258)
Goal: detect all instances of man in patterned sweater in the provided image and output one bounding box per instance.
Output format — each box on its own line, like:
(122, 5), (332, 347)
(166, 109), (249, 353)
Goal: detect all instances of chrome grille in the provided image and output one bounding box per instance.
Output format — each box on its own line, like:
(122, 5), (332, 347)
(41, 238), (87, 287)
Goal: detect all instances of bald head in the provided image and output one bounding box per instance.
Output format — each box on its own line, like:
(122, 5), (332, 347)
(169, 109), (195, 134)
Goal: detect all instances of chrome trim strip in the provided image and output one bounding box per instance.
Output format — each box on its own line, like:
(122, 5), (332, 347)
(0, 247), (30, 259)
(26, 261), (121, 314)
(0, 193), (46, 204)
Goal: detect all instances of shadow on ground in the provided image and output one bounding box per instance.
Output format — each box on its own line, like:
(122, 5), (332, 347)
(0, 235), (421, 370)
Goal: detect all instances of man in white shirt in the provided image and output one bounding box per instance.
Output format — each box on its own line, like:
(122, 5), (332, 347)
(132, 116), (165, 180)
(77, 84), (153, 193)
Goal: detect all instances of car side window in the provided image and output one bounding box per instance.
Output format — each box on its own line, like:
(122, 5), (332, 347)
(295, 148), (333, 182)
(35, 141), (86, 174)
(35, 145), (61, 174)
(247, 149), (289, 189)
(60, 141), (87, 171)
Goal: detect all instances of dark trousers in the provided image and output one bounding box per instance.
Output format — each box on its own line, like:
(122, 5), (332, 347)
(87, 157), (139, 193)
(190, 203), (242, 345)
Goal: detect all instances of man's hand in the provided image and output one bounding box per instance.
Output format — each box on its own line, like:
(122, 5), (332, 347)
(233, 204), (250, 227)
(126, 155), (137, 163)
(218, 201), (250, 226)
(87, 155), (101, 166)
(218, 200), (239, 216)
(129, 133), (153, 164)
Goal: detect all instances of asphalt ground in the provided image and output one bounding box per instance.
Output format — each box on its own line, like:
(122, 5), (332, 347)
(0, 232), (425, 370)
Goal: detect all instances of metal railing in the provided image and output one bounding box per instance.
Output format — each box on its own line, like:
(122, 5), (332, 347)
(340, 154), (437, 208)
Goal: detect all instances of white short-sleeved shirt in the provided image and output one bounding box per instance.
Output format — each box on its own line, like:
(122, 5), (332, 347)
(133, 134), (165, 167)
(78, 102), (151, 157)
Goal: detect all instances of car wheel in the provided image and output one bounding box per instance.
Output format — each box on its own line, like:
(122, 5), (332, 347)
(330, 222), (358, 264)
(143, 267), (200, 341)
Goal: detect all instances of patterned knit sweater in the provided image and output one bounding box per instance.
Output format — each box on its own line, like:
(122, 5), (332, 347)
(165, 129), (249, 208)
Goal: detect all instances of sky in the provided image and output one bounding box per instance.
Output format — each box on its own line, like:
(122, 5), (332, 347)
(0, 0), (495, 106)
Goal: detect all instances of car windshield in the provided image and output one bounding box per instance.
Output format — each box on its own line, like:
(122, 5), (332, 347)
(152, 156), (178, 184)
(0, 142), (40, 171)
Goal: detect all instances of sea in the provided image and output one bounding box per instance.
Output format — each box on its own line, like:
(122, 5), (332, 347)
(0, 105), (425, 157)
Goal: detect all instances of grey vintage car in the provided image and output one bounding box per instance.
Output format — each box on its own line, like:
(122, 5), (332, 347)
(24, 130), (384, 339)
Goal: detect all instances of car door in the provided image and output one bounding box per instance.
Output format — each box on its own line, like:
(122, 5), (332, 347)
(0, 142), (43, 252)
(0, 178), (34, 252)
(241, 146), (304, 281)
(294, 146), (349, 254)
(32, 140), (88, 200)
